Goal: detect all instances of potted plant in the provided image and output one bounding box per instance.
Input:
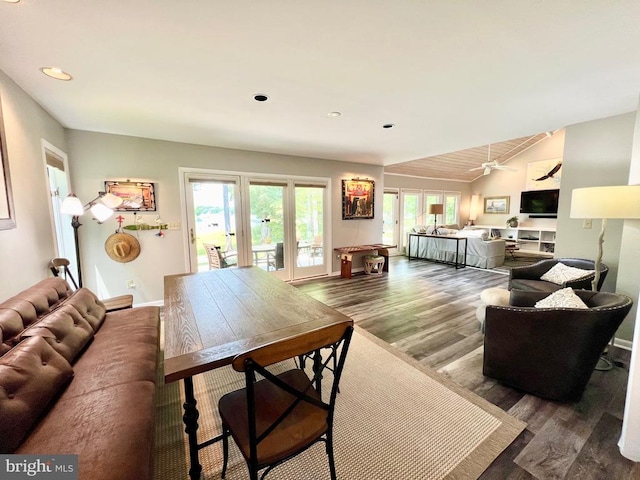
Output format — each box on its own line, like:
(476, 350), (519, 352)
(507, 216), (519, 228)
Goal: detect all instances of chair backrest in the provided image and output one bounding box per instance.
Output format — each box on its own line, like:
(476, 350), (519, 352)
(203, 243), (223, 269)
(232, 321), (354, 458)
(49, 258), (79, 289)
(275, 242), (284, 270)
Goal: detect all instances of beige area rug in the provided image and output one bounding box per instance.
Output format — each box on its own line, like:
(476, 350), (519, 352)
(154, 327), (525, 480)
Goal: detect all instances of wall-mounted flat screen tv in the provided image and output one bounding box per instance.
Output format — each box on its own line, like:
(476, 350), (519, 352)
(520, 189), (559, 217)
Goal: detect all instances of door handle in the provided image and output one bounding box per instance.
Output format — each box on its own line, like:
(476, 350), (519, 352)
(190, 228), (195, 244)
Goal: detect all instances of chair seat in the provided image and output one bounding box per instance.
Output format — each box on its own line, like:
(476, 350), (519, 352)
(218, 369), (328, 466)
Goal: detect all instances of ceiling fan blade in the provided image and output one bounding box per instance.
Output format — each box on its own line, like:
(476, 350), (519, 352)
(494, 165), (518, 171)
(468, 166), (484, 172)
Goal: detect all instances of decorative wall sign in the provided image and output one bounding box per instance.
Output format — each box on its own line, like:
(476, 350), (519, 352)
(105, 181), (156, 211)
(484, 196), (510, 214)
(0, 93), (16, 230)
(526, 158), (562, 191)
(342, 179), (374, 219)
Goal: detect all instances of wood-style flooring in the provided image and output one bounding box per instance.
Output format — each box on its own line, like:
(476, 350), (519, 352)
(293, 256), (640, 479)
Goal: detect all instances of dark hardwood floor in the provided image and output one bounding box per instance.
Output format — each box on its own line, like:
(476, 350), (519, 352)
(293, 256), (640, 479)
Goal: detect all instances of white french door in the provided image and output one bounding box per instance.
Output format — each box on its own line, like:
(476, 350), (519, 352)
(184, 173), (245, 273)
(182, 169), (329, 281)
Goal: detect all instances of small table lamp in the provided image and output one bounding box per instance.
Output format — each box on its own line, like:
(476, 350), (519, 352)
(570, 185), (640, 291)
(429, 203), (444, 235)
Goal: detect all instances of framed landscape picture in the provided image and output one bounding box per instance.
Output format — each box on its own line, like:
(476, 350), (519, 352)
(484, 196), (509, 214)
(342, 179), (374, 219)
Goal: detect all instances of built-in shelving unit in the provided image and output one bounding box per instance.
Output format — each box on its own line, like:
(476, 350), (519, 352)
(471, 225), (556, 256)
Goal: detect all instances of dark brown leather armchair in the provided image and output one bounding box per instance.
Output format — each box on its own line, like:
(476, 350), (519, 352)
(509, 257), (608, 292)
(483, 289), (632, 402)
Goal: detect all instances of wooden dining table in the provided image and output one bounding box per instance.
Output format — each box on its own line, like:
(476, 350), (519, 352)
(163, 266), (353, 480)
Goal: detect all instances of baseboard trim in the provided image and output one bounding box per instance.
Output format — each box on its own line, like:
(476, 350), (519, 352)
(614, 338), (633, 351)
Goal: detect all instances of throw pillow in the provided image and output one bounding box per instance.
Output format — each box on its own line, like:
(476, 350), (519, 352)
(456, 229), (489, 240)
(540, 262), (594, 286)
(535, 287), (589, 309)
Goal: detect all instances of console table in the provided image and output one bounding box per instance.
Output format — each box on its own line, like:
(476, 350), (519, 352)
(334, 244), (395, 278)
(407, 233), (467, 269)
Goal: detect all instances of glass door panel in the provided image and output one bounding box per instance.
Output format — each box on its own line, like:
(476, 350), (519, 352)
(187, 178), (239, 272)
(293, 184), (326, 278)
(401, 190), (421, 253)
(383, 191), (398, 248)
(249, 182), (285, 274)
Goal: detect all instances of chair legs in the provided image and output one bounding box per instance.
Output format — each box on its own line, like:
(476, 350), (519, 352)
(221, 426), (229, 479)
(326, 433), (337, 480)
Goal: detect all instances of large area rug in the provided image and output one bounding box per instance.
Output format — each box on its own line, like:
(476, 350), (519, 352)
(492, 252), (542, 273)
(154, 327), (525, 480)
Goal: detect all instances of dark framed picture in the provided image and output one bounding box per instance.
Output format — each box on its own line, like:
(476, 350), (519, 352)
(0, 93), (16, 230)
(105, 181), (156, 211)
(342, 179), (374, 220)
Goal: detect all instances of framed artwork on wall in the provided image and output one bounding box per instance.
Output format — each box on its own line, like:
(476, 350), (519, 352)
(342, 179), (374, 219)
(0, 93), (16, 230)
(484, 196), (509, 214)
(105, 181), (156, 211)
(525, 158), (562, 191)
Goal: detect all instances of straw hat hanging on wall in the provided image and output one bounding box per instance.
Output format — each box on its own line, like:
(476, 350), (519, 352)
(105, 232), (141, 263)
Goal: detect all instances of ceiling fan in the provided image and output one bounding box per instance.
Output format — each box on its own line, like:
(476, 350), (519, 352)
(469, 144), (518, 176)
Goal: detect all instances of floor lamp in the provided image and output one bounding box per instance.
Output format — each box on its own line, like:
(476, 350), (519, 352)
(570, 185), (640, 368)
(60, 192), (123, 287)
(429, 203), (444, 235)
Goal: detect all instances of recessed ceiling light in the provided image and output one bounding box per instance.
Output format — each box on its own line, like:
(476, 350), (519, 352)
(328, 112), (342, 117)
(40, 67), (73, 81)
(3, 0), (21, 3)
(253, 93), (269, 102)
(382, 123), (395, 129)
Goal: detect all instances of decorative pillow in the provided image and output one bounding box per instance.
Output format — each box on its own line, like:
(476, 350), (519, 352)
(535, 287), (589, 309)
(0, 336), (74, 452)
(540, 262), (595, 286)
(456, 229), (489, 240)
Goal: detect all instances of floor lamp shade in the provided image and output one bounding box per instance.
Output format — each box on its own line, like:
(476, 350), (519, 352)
(570, 185), (640, 219)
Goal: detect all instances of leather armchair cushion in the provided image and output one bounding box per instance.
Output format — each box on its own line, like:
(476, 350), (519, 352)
(0, 336), (74, 453)
(21, 305), (95, 363)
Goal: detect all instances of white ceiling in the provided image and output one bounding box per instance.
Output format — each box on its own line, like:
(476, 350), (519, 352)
(1, 1), (639, 180)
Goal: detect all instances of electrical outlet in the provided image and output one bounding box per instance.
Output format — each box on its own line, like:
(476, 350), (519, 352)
(583, 219), (592, 229)
(167, 222), (181, 230)
(126, 280), (136, 289)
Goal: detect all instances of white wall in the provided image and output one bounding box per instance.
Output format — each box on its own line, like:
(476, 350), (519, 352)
(471, 131), (565, 231)
(65, 130), (384, 304)
(618, 98), (640, 461)
(0, 70), (68, 298)
(556, 113), (636, 327)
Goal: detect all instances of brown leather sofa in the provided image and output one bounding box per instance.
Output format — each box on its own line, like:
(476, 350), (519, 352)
(483, 289), (632, 401)
(0, 277), (160, 479)
(509, 257), (608, 292)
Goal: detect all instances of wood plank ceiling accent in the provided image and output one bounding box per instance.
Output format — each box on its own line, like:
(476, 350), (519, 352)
(384, 132), (550, 182)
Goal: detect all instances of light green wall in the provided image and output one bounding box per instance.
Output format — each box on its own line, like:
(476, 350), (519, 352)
(0, 70), (67, 298)
(555, 112), (636, 337)
(65, 130), (384, 303)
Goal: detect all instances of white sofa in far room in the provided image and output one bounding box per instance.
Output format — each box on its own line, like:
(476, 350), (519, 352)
(407, 226), (505, 269)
